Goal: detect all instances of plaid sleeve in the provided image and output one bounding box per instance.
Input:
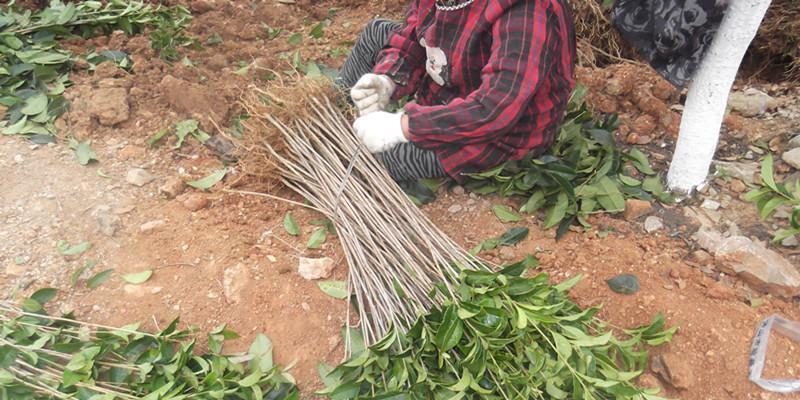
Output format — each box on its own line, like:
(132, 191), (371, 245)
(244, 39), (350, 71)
(372, 2), (427, 99)
(405, 0), (553, 149)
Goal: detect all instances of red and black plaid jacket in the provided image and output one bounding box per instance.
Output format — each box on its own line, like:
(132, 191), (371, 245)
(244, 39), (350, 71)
(373, 0), (576, 181)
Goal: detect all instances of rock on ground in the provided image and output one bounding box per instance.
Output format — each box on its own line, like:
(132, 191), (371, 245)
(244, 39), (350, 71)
(643, 216), (664, 233)
(652, 354), (696, 390)
(781, 148), (800, 170)
(159, 177), (186, 199)
(181, 193), (210, 211)
(693, 227), (800, 297)
(298, 257), (335, 280)
(623, 199), (652, 221)
(84, 87), (130, 126)
(126, 168), (154, 187)
(223, 263), (250, 304)
(727, 88), (778, 117)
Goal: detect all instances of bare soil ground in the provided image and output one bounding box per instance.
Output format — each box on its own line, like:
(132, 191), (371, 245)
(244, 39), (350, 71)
(2, 1), (800, 399)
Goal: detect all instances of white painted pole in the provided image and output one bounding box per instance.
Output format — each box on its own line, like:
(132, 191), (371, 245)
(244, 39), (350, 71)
(666, 0), (772, 194)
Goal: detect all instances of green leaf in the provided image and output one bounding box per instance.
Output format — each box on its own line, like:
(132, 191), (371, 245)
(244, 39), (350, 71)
(21, 298), (42, 312)
(309, 22), (325, 39)
(317, 280), (348, 299)
(492, 204), (522, 222)
(606, 274), (640, 294)
(20, 93), (48, 115)
(57, 240), (91, 256)
(248, 334), (274, 371)
(627, 148), (656, 175)
(499, 255), (538, 276)
(499, 227), (529, 246)
(554, 274), (583, 292)
(147, 129), (169, 147)
(122, 270), (153, 284)
(758, 197), (788, 220)
(521, 191), (546, 214)
(73, 139), (97, 165)
(31, 288), (58, 305)
(306, 228), (327, 249)
(287, 32), (303, 46)
(283, 212), (300, 236)
(238, 370), (262, 387)
(760, 154), (778, 191)
(317, 362), (338, 388)
(86, 269), (114, 289)
(433, 306), (463, 352)
(187, 170), (226, 190)
(543, 192), (569, 229)
(552, 332), (573, 360)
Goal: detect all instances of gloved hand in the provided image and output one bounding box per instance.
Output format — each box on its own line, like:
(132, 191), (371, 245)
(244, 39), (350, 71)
(350, 74), (396, 116)
(352, 111), (408, 154)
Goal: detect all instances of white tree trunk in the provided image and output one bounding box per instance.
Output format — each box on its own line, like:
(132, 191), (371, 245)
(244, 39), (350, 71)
(666, 0), (772, 194)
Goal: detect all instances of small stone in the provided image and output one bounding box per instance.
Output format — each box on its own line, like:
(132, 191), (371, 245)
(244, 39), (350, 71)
(266, 255), (277, 263)
(301, 302), (311, 311)
(151, 287), (162, 294)
(92, 205), (121, 237)
(643, 216), (664, 233)
(623, 199), (653, 221)
(182, 194), (210, 211)
(781, 235), (799, 247)
(298, 257), (335, 280)
(700, 199), (720, 211)
(727, 88), (777, 117)
(728, 179), (746, 193)
(447, 204), (463, 213)
(139, 219), (166, 233)
(223, 263), (250, 304)
(676, 279), (687, 289)
(788, 134), (800, 150)
(159, 177), (185, 199)
(126, 168), (154, 187)
(652, 354), (695, 390)
(781, 148), (800, 170)
(13, 154), (24, 163)
(451, 186), (465, 195)
(499, 247), (515, 261)
(92, 305), (102, 312)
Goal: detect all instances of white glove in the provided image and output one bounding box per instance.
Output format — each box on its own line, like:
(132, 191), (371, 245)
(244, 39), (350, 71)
(352, 111), (408, 154)
(350, 74), (396, 116)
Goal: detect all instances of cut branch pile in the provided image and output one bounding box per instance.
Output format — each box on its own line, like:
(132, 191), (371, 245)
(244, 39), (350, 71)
(241, 85), (488, 348)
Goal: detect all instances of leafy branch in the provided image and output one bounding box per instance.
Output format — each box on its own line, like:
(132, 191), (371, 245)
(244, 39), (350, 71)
(744, 153), (800, 242)
(464, 85), (672, 238)
(0, 289), (299, 399)
(319, 257), (675, 399)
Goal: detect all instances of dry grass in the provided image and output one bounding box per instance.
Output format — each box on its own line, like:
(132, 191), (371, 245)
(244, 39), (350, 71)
(752, 0), (800, 81)
(568, 0), (635, 67)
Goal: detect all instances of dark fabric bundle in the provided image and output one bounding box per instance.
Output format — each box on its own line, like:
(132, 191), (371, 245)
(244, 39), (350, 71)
(611, 0), (729, 88)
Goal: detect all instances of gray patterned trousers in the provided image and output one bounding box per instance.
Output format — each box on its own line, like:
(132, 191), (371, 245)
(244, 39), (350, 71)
(336, 20), (448, 183)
